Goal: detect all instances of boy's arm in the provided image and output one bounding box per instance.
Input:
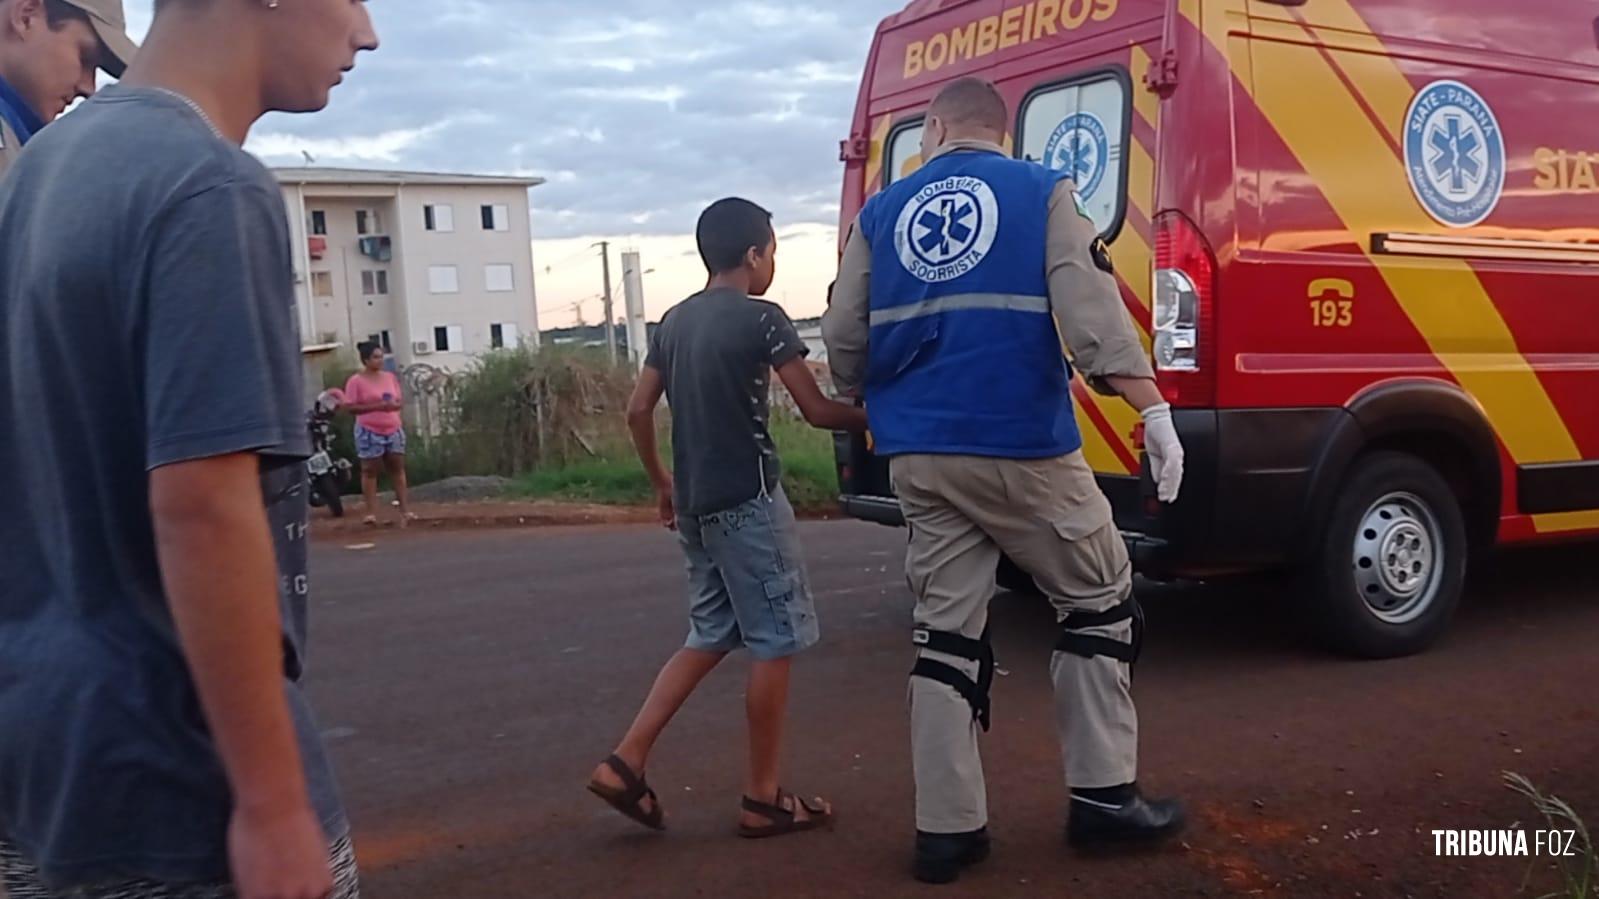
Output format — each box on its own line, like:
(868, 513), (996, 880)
(626, 366), (674, 527)
(150, 454), (334, 899)
(776, 357), (869, 432)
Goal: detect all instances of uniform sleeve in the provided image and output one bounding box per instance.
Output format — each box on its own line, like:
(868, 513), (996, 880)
(1046, 181), (1154, 394)
(759, 304), (809, 368)
(143, 181), (301, 469)
(821, 216), (872, 394)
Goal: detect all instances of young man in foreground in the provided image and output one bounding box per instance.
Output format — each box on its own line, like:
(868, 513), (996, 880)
(0, 0), (377, 896)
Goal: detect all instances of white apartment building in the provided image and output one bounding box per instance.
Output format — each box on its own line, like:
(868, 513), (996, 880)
(276, 168), (545, 375)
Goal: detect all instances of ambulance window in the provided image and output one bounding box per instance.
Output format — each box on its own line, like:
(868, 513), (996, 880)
(885, 119), (925, 186)
(1018, 73), (1129, 236)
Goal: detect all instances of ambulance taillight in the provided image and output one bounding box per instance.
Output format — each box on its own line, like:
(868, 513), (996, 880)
(1152, 211), (1217, 407)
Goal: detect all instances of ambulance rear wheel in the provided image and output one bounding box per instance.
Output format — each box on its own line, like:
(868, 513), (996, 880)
(1309, 451), (1467, 658)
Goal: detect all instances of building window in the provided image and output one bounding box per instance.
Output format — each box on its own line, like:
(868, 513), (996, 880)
(481, 203), (510, 232)
(424, 203), (455, 233)
(380, 330), (393, 353)
(309, 210), (327, 235)
(433, 324), (464, 353)
(310, 271), (334, 298)
(360, 270), (389, 296)
(490, 322), (520, 349)
(484, 264), (514, 292)
(356, 208), (384, 235)
(427, 265), (459, 294)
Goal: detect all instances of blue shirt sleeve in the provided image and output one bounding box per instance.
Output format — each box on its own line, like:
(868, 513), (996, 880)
(142, 179), (307, 470)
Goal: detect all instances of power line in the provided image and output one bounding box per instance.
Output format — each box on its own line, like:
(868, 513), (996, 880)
(538, 244), (600, 275)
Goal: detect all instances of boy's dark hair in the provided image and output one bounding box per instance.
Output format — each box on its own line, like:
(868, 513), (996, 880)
(43, 0), (91, 29)
(357, 341), (381, 362)
(696, 198), (773, 275)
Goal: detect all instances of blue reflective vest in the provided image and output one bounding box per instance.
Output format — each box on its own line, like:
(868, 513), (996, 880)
(859, 147), (1082, 459)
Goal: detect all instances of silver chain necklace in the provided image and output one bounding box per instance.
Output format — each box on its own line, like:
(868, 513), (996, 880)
(150, 87), (224, 141)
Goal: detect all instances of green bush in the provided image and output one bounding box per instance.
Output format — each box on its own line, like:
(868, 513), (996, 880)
(445, 346), (633, 476)
(508, 411), (841, 510)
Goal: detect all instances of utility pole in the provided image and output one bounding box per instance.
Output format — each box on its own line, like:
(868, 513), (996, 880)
(622, 251), (647, 369)
(598, 241), (616, 364)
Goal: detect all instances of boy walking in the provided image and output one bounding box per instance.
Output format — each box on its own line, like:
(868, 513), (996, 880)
(588, 198), (868, 838)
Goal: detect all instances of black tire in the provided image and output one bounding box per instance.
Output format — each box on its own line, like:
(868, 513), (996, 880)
(996, 555), (1041, 596)
(315, 473), (345, 518)
(1307, 451), (1467, 658)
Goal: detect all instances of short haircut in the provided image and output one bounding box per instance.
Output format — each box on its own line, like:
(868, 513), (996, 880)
(43, 0), (90, 29)
(357, 341), (382, 362)
(696, 198), (773, 275)
(928, 77), (1009, 133)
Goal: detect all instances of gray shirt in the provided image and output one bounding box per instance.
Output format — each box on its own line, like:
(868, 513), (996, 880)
(645, 288), (809, 517)
(0, 86), (344, 888)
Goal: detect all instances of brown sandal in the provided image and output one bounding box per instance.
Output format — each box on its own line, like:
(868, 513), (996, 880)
(737, 788), (834, 839)
(586, 754), (666, 831)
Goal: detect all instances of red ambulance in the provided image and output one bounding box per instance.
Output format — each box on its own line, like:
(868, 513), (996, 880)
(833, 0), (1599, 657)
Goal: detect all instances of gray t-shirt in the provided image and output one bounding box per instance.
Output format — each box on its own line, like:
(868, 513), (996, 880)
(646, 288), (809, 517)
(0, 86), (344, 888)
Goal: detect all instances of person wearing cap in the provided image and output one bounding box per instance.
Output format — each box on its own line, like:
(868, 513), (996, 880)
(0, 0), (135, 176)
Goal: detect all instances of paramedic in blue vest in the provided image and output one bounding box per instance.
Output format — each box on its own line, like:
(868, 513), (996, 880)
(0, 0), (135, 177)
(823, 76), (1187, 884)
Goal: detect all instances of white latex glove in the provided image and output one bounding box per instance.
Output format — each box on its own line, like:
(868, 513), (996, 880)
(1141, 402), (1185, 504)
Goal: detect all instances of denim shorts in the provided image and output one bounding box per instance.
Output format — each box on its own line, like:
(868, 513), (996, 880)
(354, 425), (406, 460)
(677, 485), (820, 661)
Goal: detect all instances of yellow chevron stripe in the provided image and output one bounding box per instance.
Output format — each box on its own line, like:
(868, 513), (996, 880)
(1096, 391), (1143, 470)
(1110, 136), (1156, 326)
(1129, 44), (1159, 130)
(1286, 9), (1412, 150)
(1126, 132), (1155, 221)
(1109, 235), (1153, 338)
(1534, 511), (1599, 534)
(862, 115), (892, 196)
(1075, 397), (1131, 474)
(1188, 10), (1582, 465)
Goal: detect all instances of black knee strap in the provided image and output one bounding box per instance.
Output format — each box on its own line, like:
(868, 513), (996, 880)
(1056, 597), (1144, 665)
(911, 627), (994, 732)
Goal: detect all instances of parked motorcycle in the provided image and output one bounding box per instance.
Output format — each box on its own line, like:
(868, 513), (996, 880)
(306, 389), (354, 517)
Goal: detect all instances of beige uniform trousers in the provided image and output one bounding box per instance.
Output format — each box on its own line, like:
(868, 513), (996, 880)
(891, 450), (1139, 835)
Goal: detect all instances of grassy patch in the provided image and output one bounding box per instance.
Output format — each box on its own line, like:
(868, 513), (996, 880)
(1505, 772), (1595, 899)
(509, 413), (841, 509)
(515, 457), (657, 504)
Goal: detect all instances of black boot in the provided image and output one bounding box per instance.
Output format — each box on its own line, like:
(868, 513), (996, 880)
(1067, 790), (1186, 849)
(913, 827), (991, 884)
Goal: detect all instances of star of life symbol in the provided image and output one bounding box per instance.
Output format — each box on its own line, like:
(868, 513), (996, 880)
(1403, 80), (1505, 228)
(894, 175), (1000, 283)
(1043, 112), (1109, 200)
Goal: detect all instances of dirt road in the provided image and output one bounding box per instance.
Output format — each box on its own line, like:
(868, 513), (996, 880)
(305, 522), (1598, 898)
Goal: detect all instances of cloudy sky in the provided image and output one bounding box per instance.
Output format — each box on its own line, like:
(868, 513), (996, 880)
(122, 1), (897, 325)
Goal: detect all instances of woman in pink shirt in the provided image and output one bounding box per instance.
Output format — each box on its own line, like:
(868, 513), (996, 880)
(344, 342), (414, 526)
